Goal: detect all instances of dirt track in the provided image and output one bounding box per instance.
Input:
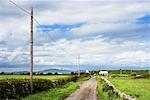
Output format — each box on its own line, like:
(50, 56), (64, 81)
(66, 77), (98, 100)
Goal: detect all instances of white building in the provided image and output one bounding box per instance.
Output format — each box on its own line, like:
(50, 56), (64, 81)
(86, 70), (89, 73)
(99, 71), (108, 77)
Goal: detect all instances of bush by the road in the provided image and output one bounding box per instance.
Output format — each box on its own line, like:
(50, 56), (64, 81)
(136, 73), (150, 79)
(131, 72), (137, 79)
(0, 75), (78, 99)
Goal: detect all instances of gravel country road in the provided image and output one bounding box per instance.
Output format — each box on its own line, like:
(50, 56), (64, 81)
(66, 77), (99, 100)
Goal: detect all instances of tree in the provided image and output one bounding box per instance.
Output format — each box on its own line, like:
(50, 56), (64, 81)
(55, 72), (58, 75)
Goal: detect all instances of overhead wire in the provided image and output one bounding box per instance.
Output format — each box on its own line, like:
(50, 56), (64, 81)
(9, 0), (30, 15)
(33, 17), (76, 57)
(9, 0), (76, 65)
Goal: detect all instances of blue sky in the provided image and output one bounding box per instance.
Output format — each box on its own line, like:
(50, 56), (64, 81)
(0, 0), (150, 71)
(137, 15), (150, 24)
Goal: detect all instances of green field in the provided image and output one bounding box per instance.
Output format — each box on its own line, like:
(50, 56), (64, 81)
(0, 75), (69, 80)
(109, 77), (150, 100)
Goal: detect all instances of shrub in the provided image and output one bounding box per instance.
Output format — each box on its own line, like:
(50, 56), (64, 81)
(141, 74), (150, 78)
(0, 75), (78, 99)
(111, 74), (119, 78)
(136, 74), (150, 79)
(131, 72), (136, 79)
(0, 79), (53, 99)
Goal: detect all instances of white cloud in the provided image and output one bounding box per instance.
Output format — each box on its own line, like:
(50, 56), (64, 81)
(34, 1), (149, 24)
(33, 36), (150, 66)
(1, 36), (149, 67)
(70, 22), (145, 36)
(115, 51), (150, 66)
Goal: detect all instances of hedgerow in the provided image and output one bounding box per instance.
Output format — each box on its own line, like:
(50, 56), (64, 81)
(136, 73), (150, 79)
(0, 75), (78, 99)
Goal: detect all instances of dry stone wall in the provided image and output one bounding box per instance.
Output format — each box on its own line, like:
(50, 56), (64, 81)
(101, 77), (136, 100)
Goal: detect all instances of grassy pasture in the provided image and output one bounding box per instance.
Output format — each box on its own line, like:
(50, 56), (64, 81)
(0, 75), (70, 80)
(109, 77), (150, 100)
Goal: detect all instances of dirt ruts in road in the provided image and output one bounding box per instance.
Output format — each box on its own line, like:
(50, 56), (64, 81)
(66, 77), (98, 100)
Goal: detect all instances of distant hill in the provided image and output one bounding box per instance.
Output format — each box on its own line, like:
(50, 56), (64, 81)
(38, 68), (72, 74)
(11, 71), (29, 74)
(5, 69), (72, 74)
(0, 64), (149, 73)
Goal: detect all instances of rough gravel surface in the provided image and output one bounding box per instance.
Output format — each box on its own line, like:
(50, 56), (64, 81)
(66, 77), (99, 100)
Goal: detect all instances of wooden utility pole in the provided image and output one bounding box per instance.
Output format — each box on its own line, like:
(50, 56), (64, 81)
(30, 8), (33, 94)
(120, 69), (122, 74)
(131, 69), (132, 74)
(78, 55), (80, 76)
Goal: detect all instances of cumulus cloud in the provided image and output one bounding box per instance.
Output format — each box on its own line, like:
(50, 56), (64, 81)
(1, 36), (149, 67)
(115, 51), (150, 66)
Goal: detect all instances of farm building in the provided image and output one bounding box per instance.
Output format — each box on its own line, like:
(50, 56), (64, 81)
(86, 70), (89, 73)
(99, 71), (108, 77)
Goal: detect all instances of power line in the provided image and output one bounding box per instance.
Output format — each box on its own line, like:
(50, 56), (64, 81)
(9, 0), (81, 75)
(9, 0), (30, 15)
(9, 0), (76, 62)
(33, 17), (76, 57)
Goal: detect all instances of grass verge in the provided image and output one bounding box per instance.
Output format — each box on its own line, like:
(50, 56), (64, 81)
(23, 82), (78, 100)
(96, 76), (108, 100)
(96, 76), (121, 100)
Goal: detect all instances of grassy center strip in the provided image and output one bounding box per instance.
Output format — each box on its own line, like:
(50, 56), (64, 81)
(96, 76), (122, 100)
